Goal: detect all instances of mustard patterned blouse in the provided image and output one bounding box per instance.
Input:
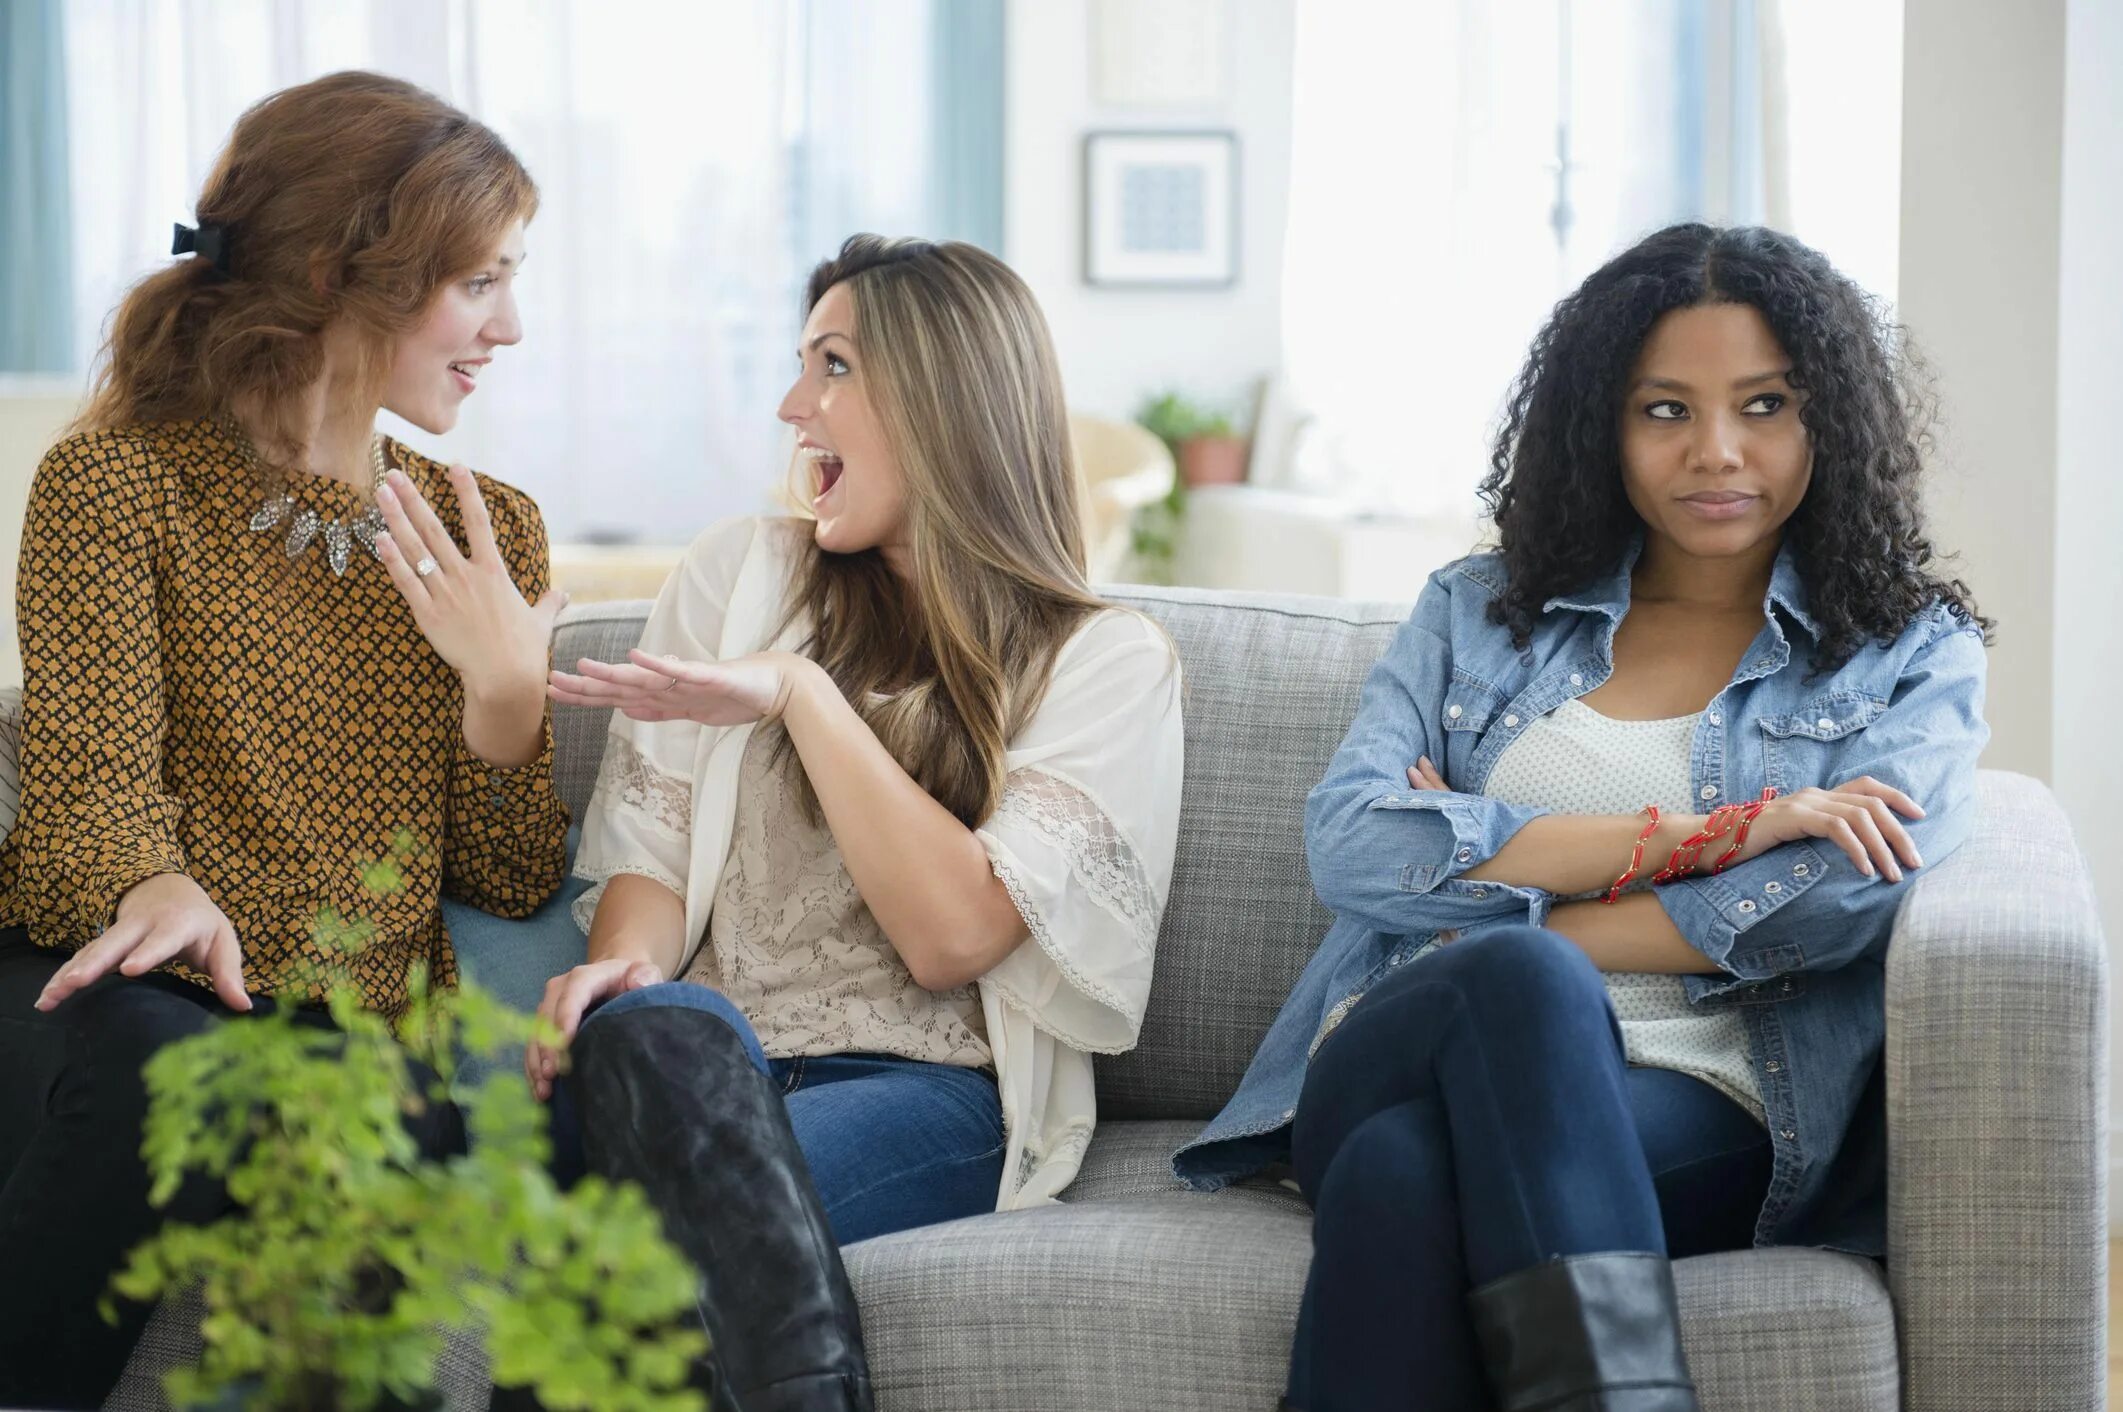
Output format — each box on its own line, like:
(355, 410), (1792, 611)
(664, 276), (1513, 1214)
(0, 418), (569, 1015)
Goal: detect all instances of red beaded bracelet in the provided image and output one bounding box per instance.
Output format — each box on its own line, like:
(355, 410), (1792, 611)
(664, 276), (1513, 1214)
(1709, 788), (1780, 874)
(1602, 804), (1663, 904)
(1654, 803), (1744, 885)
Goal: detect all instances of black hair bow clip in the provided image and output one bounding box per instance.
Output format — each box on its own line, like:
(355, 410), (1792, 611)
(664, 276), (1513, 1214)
(171, 222), (232, 275)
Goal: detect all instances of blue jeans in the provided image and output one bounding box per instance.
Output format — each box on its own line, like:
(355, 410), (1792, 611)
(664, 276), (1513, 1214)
(1286, 925), (1773, 1412)
(549, 982), (1006, 1247)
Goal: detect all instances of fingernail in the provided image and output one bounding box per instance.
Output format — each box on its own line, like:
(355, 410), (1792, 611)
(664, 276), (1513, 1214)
(376, 484), (396, 505)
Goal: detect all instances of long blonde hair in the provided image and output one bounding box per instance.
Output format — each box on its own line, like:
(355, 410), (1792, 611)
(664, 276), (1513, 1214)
(781, 235), (1103, 827)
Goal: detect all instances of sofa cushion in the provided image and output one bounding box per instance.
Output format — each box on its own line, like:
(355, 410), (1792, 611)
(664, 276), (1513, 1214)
(1063, 1118), (1305, 1212)
(1675, 1248), (1900, 1411)
(843, 1195), (1897, 1412)
(1096, 588), (1402, 1120)
(844, 1195), (1313, 1412)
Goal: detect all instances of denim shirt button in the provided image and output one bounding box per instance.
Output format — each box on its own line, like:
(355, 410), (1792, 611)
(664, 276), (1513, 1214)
(1447, 704), (1463, 720)
(1456, 847), (1473, 862)
(1817, 717), (1836, 731)
(1504, 714), (1520, 728)
(1708, 711), (1723, 726)
(1737, 899), (1757, 913)
(1700, 785), (1718, 801)
(1569, 673), (1584, 687)
(1765, 881), (1782, 894)
(1282, 1108), (1297, 1123)
(1471, 888), (1488, 900)
(1765, 1060), (1782, 1073)
(1780, 1128), (1797, 1142)
(1793, 863), (1810, 877)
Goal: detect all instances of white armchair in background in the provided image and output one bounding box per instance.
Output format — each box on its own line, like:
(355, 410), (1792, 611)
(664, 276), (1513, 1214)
(1070, 413), (1174, 582)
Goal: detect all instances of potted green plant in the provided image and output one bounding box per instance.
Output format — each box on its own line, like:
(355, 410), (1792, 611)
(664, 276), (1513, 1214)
(107, 833), (709, 1412)
(1129, 391), (1251, 583)
(1136, 390), (1249, 489)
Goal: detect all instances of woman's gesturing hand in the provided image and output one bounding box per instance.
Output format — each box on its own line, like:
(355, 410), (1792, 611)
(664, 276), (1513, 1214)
(525, 957), (666, 1102)
(548, 649), (810, 728)
(374, 466), (566, 699)
(34, 872), (249, 1013)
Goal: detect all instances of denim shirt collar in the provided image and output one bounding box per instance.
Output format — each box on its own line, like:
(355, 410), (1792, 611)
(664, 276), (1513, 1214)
(1540, 536), (1822, 644)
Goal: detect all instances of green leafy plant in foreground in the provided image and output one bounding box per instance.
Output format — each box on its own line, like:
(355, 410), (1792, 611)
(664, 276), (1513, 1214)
(105, 832), (708, 1411)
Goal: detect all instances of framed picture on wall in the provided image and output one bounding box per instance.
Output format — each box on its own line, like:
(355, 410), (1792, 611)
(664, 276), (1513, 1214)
(1083, 130), (1240, 288)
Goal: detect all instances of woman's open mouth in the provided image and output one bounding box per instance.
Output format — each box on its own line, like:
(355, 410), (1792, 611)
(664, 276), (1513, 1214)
(802, 444), (845, 500)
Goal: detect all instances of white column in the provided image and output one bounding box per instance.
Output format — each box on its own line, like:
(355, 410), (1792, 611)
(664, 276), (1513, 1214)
(2054, 0), (2123, 1226)
(1896, 0), (2065, 781)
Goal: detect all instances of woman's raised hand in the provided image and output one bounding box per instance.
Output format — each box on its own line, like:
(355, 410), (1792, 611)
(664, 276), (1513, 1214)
(548, 649), (804, 728)
(374, 466), (566, 698)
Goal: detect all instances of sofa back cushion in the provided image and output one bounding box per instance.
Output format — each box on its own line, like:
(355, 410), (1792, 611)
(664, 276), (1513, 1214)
(548, 587), (1408, 1122)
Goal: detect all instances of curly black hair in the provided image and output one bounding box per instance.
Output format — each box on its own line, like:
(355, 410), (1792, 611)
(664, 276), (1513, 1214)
(1478, 223), (1989, 670)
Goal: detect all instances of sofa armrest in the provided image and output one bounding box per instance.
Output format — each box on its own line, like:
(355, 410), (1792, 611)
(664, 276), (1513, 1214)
(1886, 770), (2107, 1412)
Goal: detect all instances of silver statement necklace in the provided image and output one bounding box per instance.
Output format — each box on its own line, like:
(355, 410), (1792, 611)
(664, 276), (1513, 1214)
(247, 434), (392, 577)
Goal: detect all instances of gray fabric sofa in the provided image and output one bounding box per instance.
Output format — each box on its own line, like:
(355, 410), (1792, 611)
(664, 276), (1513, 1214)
(108, 584), (2107, 1411)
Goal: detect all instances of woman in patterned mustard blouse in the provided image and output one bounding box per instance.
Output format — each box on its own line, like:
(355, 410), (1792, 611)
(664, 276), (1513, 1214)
(0, 73), (568, 1408)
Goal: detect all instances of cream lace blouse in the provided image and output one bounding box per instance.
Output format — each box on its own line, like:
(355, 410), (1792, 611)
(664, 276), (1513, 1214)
(571, 516), (1186, 1208)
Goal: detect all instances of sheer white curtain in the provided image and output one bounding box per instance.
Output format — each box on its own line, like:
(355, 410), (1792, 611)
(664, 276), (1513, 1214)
(59, 0), (922, 542)
(1277, 0), (1902, 517)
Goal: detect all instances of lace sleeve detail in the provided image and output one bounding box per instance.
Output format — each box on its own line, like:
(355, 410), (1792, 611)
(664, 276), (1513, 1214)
(589, 734), (694, 843)
(569, 863), (687, 937)
(987, 767), (1160, 955)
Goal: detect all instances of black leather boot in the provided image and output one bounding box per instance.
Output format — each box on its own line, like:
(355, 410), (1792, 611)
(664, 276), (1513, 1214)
(570, 1005), (874, 1412)
(1468, 1252), (1699, 1412)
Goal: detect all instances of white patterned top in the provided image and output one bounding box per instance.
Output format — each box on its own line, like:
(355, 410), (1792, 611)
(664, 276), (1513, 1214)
(686, 726), (992, 1068)
(1481, 698), (1766, 1124)
(570, 516), (1185, 1209)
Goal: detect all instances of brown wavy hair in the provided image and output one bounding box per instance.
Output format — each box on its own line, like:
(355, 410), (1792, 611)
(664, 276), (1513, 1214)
(779, 235), (1105, 828)
(75, 70), (537, 474)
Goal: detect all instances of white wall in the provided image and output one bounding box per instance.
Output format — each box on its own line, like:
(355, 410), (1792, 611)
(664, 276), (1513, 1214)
(1896, 0), (2064, 784)
(2055, 0), (2123, 1227)
(1899, 0), (2122, 1226)
(1003, 0), (1295, 423)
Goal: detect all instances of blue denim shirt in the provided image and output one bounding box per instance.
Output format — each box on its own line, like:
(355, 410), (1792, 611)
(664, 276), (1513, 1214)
(1173, 541), (1989, 1256)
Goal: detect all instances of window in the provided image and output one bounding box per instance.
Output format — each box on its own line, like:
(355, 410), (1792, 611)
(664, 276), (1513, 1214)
(1277, 0), (1902, 516)
(39, 0), (1000, 541)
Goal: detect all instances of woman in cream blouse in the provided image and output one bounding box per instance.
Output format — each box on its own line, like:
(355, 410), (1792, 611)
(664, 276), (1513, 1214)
(532, 235), (1183, 1412)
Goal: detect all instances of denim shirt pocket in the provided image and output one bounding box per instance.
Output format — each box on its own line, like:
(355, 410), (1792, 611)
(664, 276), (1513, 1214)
(1757, 691), (1888, 793)
(1440, 671), (1505, 778)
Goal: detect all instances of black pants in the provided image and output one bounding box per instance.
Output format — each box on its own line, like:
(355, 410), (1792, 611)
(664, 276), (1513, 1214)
(0, 928), (465, 1409)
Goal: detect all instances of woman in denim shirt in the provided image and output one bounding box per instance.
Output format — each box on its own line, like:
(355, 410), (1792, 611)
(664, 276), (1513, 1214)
(1174, 225), (1990, 1412)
